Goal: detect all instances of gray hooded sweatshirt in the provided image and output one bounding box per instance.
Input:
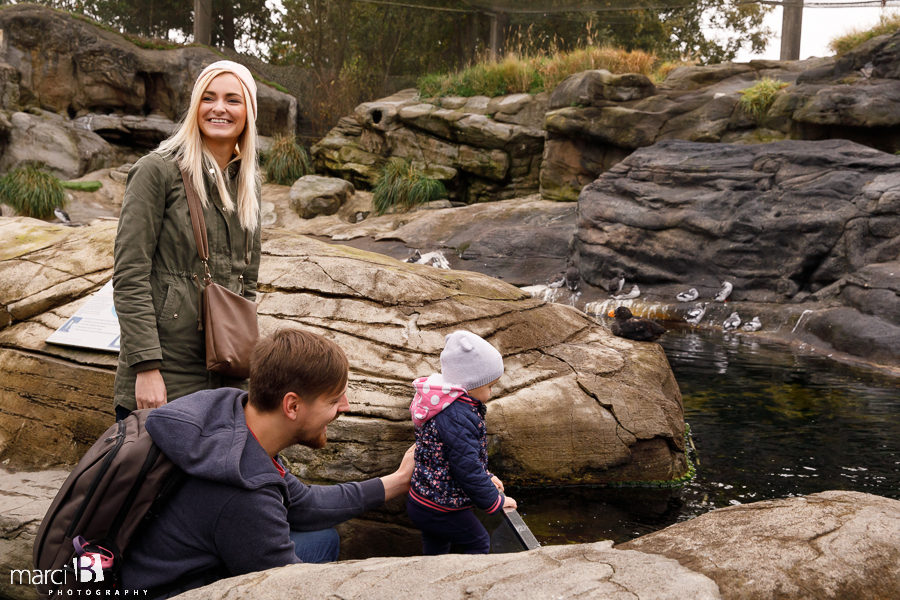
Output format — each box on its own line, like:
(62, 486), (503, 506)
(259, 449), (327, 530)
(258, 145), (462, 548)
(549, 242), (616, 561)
(120, 388), (384, 595)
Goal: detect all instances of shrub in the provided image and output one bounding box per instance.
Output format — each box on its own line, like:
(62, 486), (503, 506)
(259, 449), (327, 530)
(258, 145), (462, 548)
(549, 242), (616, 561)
(263, 135), (312, 185)
(738, 77), (789, 123)
(61, 180), (103, 192)
(829, 13), (900, 55)
(0, 165), (66, 219)
(372, 158), (447, 215)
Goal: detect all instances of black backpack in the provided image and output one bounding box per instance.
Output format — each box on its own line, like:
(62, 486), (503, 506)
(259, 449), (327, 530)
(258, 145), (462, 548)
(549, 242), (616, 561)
(32, 409), (183, 598)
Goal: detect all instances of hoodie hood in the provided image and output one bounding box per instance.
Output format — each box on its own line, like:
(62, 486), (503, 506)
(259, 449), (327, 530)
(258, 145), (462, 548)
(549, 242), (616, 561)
(410, 373), (468, 427)
(145, 388), (284, 492)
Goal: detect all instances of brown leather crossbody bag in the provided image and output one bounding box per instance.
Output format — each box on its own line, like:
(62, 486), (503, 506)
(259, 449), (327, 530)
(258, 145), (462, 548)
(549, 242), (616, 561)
(182, 168), (258, 378)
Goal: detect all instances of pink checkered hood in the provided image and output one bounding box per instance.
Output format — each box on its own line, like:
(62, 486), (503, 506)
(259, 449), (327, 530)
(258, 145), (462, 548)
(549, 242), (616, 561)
(410, 373), (468, 427)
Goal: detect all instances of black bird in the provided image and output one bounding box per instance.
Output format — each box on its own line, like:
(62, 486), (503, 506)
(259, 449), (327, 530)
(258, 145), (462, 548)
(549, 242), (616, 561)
(607, 306), (666, 342)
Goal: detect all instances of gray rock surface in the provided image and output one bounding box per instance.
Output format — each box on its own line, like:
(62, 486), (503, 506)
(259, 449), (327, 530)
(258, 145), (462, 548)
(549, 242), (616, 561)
(620, 491), (900, 600)
(176, 540), (720, 600)
(0, 110), (121, 179)
(0, 469), (69, 600)
(288, 175), (354, 219)
(572, 138), (900, 367)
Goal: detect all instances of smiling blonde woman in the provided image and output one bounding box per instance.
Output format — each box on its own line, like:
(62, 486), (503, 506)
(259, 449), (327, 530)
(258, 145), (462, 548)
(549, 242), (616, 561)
(112, 60), (262, 420)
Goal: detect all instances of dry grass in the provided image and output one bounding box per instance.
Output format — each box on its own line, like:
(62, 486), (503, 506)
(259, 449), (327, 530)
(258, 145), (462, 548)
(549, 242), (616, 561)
(828, 12), (900, 55)
(418, 45), (681, 98)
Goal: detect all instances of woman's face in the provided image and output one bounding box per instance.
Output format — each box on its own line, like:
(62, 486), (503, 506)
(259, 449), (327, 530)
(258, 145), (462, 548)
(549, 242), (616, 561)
(197, 73), (247, 145)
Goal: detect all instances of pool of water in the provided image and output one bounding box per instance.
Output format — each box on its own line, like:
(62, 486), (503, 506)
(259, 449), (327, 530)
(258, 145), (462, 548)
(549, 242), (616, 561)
(509, 327), (900, 546)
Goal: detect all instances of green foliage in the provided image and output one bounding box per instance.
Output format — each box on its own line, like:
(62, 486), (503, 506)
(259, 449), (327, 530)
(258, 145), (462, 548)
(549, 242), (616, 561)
(372, 158), (447, 215)
(0, 165), (67, 219)
(738, 77), (789, 123)
(263, 136), (312, 185)
(61, 180), (103, 192)
(829, 13), (900, 55)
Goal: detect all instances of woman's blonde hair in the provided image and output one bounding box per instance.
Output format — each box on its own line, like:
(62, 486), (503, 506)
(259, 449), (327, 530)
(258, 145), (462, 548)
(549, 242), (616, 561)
(158, 66), (260, 232)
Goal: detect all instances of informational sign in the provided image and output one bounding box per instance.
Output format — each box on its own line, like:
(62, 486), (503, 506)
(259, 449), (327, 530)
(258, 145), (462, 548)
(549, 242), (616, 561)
(46, 281), (120, 353)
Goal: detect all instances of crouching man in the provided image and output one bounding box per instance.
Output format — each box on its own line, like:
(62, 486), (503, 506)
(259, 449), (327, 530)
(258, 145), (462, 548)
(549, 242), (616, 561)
(120, 328), (415, 596)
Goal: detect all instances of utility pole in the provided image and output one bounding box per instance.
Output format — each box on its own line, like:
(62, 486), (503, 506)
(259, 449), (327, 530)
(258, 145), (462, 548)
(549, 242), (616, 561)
(193, 0), (212, 46)
(780, 0), (803, 60)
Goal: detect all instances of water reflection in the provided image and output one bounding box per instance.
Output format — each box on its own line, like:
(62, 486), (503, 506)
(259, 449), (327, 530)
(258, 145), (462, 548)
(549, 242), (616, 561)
(511, 327), (900, 545)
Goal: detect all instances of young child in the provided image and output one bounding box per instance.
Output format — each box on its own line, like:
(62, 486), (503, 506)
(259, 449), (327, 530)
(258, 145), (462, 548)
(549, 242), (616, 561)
(406, 330), (517, 555)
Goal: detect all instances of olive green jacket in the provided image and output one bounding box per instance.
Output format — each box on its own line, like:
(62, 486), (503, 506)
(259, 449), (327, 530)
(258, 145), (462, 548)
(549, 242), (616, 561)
(112, 151), (261, 411)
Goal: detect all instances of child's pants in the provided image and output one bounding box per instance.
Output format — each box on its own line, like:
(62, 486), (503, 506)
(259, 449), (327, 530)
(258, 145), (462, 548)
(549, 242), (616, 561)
(406, 496), (490, 555)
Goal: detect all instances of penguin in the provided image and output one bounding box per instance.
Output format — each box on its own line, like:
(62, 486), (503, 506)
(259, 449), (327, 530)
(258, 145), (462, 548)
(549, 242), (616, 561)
(54, 207), (73, 226)
(607, 306), (666, 342)
(723, 312), (742, 331)
(614, 284), (640, 300)
(715, 281), (733, 302)
(685, 303), (707, 326)
(606, 272), (625, 296)
(676, 288), (699, 302)
(742, 316), (762, 332)
(565, 266), (580, 292)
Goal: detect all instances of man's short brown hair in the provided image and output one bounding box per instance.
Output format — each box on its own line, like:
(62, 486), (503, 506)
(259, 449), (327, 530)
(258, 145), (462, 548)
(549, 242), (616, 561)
(249, 328), (349, 412)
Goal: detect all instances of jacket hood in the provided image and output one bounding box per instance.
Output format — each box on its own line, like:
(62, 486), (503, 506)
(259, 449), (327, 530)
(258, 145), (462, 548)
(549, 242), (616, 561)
(410, 374), (469, 427)
(145, 388), (285, 492)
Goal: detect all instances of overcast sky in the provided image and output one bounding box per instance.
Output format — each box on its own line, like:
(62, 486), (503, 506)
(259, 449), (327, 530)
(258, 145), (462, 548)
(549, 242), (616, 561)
(733, 5), (895, 61)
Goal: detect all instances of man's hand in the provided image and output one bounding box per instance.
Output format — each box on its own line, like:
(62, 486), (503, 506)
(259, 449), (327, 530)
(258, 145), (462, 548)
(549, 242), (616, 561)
(135, 369), (167, 410)
(502, 496), (518, 511)
(490, 475), (504, 493)
(380, 444), (415, 501)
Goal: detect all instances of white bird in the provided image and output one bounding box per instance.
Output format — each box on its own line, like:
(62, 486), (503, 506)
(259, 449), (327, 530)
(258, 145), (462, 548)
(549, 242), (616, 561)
(406, 250), (450, 269)
(685, 303), (706, 326)
(54, 207), (72, 225)
(742, 316), (762, 332)
(676, 288), (699, 302)
(714, 281), (733, 302)
(614, 284), (640, 300)
(723, 312), (742, 331)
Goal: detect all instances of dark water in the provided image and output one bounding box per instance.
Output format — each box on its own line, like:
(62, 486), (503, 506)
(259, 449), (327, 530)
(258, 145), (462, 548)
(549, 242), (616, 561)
(508, 327), (900, 546)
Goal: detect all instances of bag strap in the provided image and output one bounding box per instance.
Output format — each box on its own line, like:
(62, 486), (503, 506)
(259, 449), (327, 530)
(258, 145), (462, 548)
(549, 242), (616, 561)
(180, 168), (212, 283)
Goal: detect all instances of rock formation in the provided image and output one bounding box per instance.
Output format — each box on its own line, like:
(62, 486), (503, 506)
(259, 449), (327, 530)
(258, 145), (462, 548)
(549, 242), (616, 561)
(620, 490), (900, 600)
(0, 4), (297, 177)
(312, 89), (547, 204)
(0, 218), (686, 490)
(572, 138), (900, 368)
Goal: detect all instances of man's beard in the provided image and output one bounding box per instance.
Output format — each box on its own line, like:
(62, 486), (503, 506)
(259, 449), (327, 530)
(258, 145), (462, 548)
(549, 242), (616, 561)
(298, 430), (327, 449)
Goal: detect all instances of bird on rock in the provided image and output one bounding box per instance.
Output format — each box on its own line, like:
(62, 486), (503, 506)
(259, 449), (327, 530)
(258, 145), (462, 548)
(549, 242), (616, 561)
(723, 312), (742, 331)
(54, 207), (73, 226)
(685, 303), (707, 326)
(742, 316), (762, 332)
(676, 288), (699, 302)
(605, 271), (625, 296)
(715, 281), (733, 302)
(607, 306), (666, 342)
(615, 284), (641, 300)
(565, 266), (580, 292)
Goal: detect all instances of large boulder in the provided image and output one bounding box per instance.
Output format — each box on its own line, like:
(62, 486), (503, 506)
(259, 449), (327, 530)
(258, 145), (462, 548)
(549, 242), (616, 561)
(0, 110), (122, 179)
(0, 217), (687, 489)
(0, 4), (296, 140)
(620, 491), (900, 600)
(289, 175), (354, 219)
(572, 138), (900, 367)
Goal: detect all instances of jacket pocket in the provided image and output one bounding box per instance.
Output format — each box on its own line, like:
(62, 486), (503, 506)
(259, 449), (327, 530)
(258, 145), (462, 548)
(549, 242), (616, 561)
(157, 283), (184, 321)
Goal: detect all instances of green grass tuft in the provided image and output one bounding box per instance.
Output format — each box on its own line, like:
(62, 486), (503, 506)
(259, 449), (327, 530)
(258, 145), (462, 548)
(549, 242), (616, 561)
(61, 180), (103, 192)
(0, 165), (67, 219)
(372, 158), (447, 215)
(738, 77), (789, 124)
(263, 135), (312, 185)
(829, 13), (900, 55)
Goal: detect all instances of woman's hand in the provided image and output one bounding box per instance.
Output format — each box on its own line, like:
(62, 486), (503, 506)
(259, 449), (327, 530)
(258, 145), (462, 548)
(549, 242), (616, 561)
(502, 496), (518, 511)
(135, 369), (167, 410)
(490, 475), (505, 493)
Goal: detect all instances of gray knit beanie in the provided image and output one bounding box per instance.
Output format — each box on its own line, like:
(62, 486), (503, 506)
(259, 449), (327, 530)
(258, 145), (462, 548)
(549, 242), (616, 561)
(440, 330), (504, 391)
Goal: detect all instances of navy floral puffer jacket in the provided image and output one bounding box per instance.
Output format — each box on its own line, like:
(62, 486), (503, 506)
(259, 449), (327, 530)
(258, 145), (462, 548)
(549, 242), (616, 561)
(408, 374), (504, 514)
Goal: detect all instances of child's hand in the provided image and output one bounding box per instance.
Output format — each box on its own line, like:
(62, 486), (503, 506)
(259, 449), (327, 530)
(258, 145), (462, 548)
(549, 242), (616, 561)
(490, 475), (504, 492)
(502, 496), (517, 511)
